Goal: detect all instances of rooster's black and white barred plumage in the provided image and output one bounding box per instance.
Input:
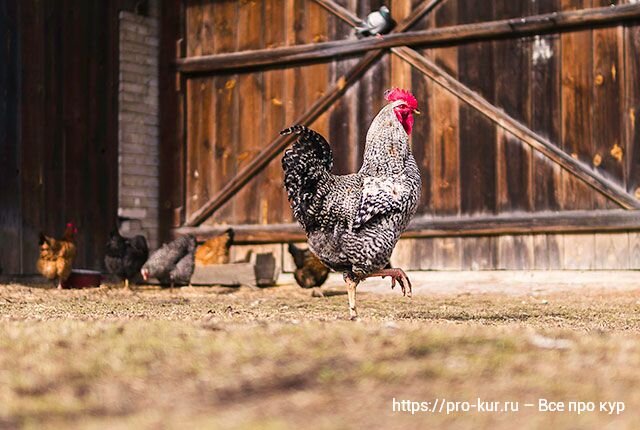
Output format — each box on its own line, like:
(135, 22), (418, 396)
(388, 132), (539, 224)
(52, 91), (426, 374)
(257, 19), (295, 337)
(281, 89), (421, 318)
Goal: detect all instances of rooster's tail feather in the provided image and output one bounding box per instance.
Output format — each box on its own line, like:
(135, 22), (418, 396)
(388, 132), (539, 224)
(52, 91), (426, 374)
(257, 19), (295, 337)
(281, 125), (333, 230)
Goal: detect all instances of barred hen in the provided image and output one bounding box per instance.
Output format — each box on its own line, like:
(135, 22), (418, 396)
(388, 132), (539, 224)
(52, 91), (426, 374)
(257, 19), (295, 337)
(141, 235), (196, 287)
(37, 222), (77, 289)
(281, 88), (421, 319)
(104, 230), (149, 289)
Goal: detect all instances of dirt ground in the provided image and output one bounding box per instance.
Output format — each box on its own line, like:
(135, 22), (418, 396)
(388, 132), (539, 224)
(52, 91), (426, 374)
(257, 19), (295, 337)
(1, 272), (640, 429)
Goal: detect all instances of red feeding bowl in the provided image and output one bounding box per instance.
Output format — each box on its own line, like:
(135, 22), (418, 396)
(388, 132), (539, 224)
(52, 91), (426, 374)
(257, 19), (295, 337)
(62, 269), (102, 289)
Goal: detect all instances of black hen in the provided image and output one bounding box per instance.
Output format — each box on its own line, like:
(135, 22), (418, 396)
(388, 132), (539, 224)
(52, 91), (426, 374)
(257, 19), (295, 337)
(288, 243), (330, 293)
(141, 235), (196, 287)
(105, 230), (149, 288)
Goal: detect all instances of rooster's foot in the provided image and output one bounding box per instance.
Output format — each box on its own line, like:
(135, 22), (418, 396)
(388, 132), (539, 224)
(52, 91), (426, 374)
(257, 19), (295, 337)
(368, 268), (412, 297)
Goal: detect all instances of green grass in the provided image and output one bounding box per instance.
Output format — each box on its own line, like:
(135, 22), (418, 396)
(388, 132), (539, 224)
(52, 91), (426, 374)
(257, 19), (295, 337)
(1, 282), (639, 429)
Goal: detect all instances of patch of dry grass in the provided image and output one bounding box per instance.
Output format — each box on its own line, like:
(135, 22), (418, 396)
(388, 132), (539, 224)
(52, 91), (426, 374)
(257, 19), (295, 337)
(1, 282), (639, 429)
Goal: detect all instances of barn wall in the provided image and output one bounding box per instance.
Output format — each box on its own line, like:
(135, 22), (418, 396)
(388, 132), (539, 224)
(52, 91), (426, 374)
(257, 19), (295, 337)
(169, 0), (640, 270)
(0, 0), (120, 274)
(119, 6), (161, 248)
(0, 0), (21, 275)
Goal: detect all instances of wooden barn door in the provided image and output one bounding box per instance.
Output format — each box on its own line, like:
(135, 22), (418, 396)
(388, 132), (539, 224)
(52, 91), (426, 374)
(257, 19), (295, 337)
(161, 0), (640, 270)
(0, 1), (120, 274)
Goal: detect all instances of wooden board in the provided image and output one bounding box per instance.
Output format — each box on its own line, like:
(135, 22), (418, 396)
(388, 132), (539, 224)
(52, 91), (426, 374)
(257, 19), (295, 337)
(159, 0), (185, 238)
(594, 232), (629, 269)
(457, 4), (497, 269)
(0, 0), (21, 273)
(261, 0), (287, 225)
(625, 1), (640, 198)
(592, 0), (625, 185)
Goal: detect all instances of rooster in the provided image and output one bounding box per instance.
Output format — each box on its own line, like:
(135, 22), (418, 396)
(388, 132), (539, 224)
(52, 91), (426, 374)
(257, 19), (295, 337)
(141, 235), (196, 287)
(288, 243), (330, 296)
(281, 88), (421, 319)
(104, 230), (149, 289)
(37, 222), (78, 289)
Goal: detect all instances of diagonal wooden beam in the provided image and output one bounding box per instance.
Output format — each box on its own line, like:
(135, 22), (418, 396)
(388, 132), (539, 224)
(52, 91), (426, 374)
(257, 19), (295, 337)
(313, 0), (364, 27)
(177, 3), (640, 74)
(184, 0), (444, 226)
(391, 46), (640, 209)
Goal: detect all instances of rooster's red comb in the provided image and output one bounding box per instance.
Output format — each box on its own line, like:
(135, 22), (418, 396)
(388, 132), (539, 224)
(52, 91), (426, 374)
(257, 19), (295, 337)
(384, 88), (418, 110)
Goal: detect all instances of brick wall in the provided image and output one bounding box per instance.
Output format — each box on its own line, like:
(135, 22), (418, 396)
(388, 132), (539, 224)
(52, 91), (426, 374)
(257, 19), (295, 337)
(118, 3), (160, 248)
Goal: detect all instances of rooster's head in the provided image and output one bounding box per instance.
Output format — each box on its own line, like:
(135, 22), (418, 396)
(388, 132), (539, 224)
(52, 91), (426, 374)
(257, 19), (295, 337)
(385, 88), (420, 135)
(64, 222), (78, 240)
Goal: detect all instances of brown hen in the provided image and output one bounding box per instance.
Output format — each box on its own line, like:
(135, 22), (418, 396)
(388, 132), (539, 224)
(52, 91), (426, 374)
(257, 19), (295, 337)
(288, 243), (330, 296)
(195, 228), (234, 266)
(37, 222), (77, 289)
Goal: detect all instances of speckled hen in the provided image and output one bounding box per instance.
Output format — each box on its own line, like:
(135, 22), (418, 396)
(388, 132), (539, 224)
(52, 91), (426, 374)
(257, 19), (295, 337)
(141, 235), (196, 287)
(281, 88), (421, 319)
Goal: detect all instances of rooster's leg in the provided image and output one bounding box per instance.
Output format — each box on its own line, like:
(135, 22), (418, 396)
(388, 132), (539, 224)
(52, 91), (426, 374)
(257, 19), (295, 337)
(124, 278), (129, 289)
(344, 273), (358, 320)
(57, 280), (63, 289)
(365, 268), (412, 297)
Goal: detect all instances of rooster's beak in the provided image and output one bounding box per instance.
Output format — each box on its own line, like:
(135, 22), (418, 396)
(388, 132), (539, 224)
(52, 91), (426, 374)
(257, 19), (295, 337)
(413, 109), (421, 115)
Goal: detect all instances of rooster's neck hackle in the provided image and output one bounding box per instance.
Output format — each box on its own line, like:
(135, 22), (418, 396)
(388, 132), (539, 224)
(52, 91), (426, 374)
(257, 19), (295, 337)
(359, 104), (411, 176)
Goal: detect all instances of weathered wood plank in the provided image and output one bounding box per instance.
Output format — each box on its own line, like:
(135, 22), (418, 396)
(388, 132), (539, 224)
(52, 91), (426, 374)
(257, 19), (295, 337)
(457, 22), (496, 215)
(390, 238), (420, 270)
(625, 8), (640, 198)
(185, 0), (202, 57)
(406, 0), (435, 267)
(592, 0), (625, 185)
(282, 0), (307, 223)
(560, 0), (598, 210)
(0, 0), (21, 273)
(457, 2), (496, 269)
(494, 0), (533, 270)
(431, 1), (460, 217)
(432, 237), (462, 270)
(594, 232), (629, 269)
(185, 1), (215, 223)
(429, 1), (460, 271)
(211, 0), (239, 223)
(159, 0), (186, 239)
(560, 0), (598, 267)
(531, 0), (562, 212)
(563, 233), (596, 269)
(530, 0), (562, 270)
(261, 0), (287, 225)
(86, 0), (119, 268)
(233, 0), (263, 224)
(20, 0), (46, 272)
(497, 235), (534, 270)
(43, 0), (65, 242)
(628, 232), (640, 269)
(328, 0), (358, 175)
